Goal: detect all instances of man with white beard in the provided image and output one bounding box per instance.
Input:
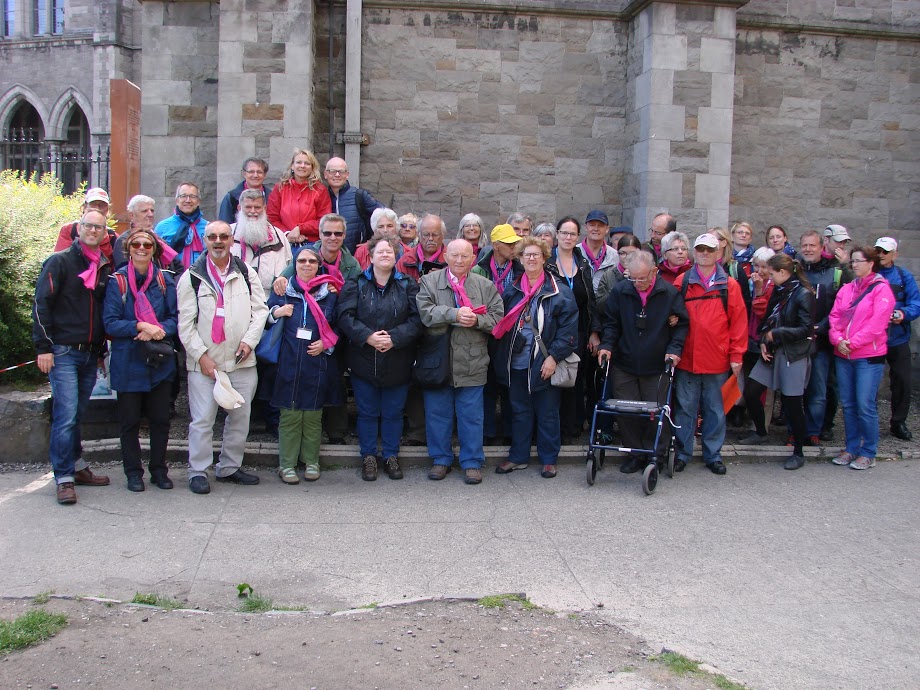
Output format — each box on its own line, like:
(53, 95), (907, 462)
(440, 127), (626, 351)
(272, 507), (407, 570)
(230, 188), (293, 293)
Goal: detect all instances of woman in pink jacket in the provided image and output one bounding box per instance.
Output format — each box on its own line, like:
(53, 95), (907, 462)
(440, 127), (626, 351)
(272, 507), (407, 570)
(828, 245), (895, 470)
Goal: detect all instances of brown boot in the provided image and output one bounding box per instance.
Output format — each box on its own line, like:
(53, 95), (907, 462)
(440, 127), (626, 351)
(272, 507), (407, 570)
(74, 468), (110, 486)
(56, 482), (77, 505)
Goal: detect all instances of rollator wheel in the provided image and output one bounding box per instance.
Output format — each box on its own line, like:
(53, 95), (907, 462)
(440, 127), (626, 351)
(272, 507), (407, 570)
(642, 463), (659, 495)
(597, 448), (606, 470)
(666, 441), (676, 479)
(586, 451), (597, 486)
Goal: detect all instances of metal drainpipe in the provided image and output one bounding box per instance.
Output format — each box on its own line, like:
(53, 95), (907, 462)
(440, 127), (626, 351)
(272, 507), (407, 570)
(344, 0), (362, 182)
(328, 0), (335, 158)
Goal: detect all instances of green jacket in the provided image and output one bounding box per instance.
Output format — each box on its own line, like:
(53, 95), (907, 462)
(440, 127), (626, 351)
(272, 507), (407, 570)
(280, 244), (361, 281)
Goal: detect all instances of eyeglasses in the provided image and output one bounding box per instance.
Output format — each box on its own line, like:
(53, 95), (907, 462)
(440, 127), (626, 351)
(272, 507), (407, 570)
(521, 253), (543, 260)
(627, 272), (656, 283)
(557, 231), (578, 238)
(665, 246), (687, 253)
(206, 234), (231, 242)
(243, 169), (265, 175)
(617, 250), (633, 258)
(325, 169), (348, 176)
(400, 223), (417, 230)
(696, 246), (717, 253)
(420, 233), (441, 240)
(321, 230), (345, 238)
(80, 222), (106, 232)
(297, 258), (319, 265)
(177, 194), (200, 201)
(129, 241), (154, 249)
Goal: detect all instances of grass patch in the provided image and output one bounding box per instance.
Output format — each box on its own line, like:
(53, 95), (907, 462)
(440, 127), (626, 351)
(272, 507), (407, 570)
(130, 593), (183, 610)
(238, 594), (274, 613)
(477, 593), (537, 610)
(0, 610), (68, 654)
(32, 591), (53, 605)
(650, 651), (748, 690)
(358, 602), (379, 610)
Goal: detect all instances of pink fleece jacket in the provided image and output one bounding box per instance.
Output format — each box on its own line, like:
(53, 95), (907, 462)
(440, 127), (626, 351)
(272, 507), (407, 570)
(828, 273), (894, 360)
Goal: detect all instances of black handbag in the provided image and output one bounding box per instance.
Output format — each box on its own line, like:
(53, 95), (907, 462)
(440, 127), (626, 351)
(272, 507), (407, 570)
(143, 339), (175, 368)
(411, 330), (451, 388)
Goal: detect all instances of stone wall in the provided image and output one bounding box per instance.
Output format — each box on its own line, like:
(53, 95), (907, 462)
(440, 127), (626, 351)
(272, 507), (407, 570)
(140, 1), (219, 217)
(336, 7), (630, 228)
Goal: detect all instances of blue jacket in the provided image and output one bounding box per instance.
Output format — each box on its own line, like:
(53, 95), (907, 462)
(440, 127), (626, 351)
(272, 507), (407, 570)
(492, 272), (578, 393)
(154, 211), (209, 267)
(879, 265), (920, 347)
(327, 182), (383, 254)
(267, 280), (341, 411)
(103, 265), (178, 392)
(217, 181), (273, 224)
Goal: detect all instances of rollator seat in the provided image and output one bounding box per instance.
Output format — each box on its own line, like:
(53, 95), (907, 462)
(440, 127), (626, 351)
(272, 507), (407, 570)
(602, 399), (661, 414)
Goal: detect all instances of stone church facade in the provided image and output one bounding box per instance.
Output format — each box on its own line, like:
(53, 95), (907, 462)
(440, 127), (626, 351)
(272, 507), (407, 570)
(1, 0), (918, 257)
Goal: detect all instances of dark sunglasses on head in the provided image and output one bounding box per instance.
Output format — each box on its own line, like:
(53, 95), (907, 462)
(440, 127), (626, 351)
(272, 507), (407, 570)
(321, 230), (345, 237)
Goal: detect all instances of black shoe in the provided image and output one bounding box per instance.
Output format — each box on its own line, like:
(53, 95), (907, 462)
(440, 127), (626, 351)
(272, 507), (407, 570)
(152, 476), (173, 490)
(674, 459), (687, 473)
(189, 476), (211, 494)
(215, 469), (260, 485)
(361, 455), (378, 481)
(891, 422), (913, 441)
(738, 433), (769, 445)
(619, 456), (644, 474)
(126, 476), (145, 492)
(707, 461), (727, 475)
(784, 455), (805, 470)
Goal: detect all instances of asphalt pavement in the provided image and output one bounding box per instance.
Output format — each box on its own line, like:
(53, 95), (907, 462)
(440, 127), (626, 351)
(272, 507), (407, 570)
(1, 457), (917, 690)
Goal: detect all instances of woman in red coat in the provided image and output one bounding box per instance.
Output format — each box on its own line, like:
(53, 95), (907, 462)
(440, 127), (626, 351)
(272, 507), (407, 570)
(267, 148), (331, 255)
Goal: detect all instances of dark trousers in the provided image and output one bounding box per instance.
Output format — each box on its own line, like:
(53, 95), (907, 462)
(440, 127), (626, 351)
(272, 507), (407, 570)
(744, 378), (807, 455)
(118, 379), (173, 480)
(612, 367), (667, 457)
(560, 349), (589, 437)
(886, 342), (912, 425)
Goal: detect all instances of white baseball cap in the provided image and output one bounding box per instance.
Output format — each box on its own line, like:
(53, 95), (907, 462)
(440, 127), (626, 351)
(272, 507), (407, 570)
(693, 233), (719, 249)
(824, 224), (851, 241)
(874, 237), (898, 252)
(84, 188), (110, 205)
(213, 371), (245, 410)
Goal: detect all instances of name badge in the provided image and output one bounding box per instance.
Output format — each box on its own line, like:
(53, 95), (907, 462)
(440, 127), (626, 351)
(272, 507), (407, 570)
(215, 307), (225, 317)
(296, 328), (313, 340)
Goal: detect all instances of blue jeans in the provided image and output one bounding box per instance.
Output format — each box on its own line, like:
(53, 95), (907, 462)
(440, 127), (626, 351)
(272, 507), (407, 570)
(507, 369), (562, 466)
(804, 349), (832, 437)
(835, 357), (884, 458)
(351, 375), (409, 458)
(47, 345), (98, 484)
(674, 369), (727, 465)
(423, 385), (485, 469)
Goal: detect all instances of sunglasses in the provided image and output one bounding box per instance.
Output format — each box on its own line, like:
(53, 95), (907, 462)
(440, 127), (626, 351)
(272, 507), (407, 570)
(877, 248), (892, 254)
(297, 258), (319, 265)
(400, 223), (417, 230)
(695, 246), (717, 253)
(321, 230), (345, 238)
(129, 241), (154, 249)
(206, 234), (232, 241)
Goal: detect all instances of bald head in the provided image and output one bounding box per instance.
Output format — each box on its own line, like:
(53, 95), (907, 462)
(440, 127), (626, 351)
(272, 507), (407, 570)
(324, 157), (350, 192)
(446, 239), (474, 278)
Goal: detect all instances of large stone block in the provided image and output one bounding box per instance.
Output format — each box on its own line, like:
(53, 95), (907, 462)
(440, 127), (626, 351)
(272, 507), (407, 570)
(455, 48), (502, 73)
(142, 79), (192, 106)
(633, 137), (671, 174)
(640, 103), (686, 142)
(695, 173), (730, 210)
(646, 33), (687, 72)
(700, 37), (735, 74)
(697, 107), (733, 143)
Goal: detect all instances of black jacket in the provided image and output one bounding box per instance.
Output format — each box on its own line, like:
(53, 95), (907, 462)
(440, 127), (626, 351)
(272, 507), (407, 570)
(335, 268), (422, 387)
(600, 276), (689, 376)
(33, 242), (112, 354)
(758, 281), (816, 363)
(798, 254), (853, 348)
(546, 250), (601, 346)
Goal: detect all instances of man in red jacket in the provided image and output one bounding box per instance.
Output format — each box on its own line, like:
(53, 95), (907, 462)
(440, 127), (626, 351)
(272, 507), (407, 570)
(52, 188), (117, 261)
(672, 232), (748, 475)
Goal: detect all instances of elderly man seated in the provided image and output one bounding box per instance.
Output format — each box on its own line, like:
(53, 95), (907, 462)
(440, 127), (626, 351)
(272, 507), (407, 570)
(597, 250), (688, 473)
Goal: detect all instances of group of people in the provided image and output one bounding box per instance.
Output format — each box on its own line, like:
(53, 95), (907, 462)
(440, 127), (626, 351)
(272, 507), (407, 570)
(33, 151), (918, 505)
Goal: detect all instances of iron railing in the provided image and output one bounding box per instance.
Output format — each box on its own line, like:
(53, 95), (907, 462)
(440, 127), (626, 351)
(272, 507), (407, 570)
(1, 128), (110, 194)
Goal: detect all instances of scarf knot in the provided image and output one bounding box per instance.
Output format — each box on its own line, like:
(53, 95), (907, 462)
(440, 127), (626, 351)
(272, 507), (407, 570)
(492, 272), (546, 338)
(292, 274), (344, 348)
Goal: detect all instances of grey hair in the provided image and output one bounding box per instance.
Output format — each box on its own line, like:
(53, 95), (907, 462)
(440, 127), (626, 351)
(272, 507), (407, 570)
(174, 181), (199, 197)
(533, 222), (556, 242)
(319, 213), (347, 234)
(418, 213), (447, 236)
(660, 230), (689, 254)
(457, 213), (489, 246)
(126, 195), (155, 213)
(370, 207), (399, 231)
(506, 211), (532, 227)
(752, 246), (776, 264)
(624, 249), (656, 273)
(238, 188), (265, 204)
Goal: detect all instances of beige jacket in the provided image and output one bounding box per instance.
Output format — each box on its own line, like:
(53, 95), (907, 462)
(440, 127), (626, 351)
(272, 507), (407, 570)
(229, 223), (293, 293)
(177, 253), (269, 373)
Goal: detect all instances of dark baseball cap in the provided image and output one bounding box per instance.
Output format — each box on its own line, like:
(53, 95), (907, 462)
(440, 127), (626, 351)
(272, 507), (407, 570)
(585, 210), (609, 225)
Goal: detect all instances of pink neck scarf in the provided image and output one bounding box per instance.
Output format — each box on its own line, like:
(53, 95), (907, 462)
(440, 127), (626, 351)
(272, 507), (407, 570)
(77, 242), (102, 290)
(206, 256), (227, 344)
(293, 274), (344, 348)
(448, 271), (487, 315)
(492, 271), (546, 338)
(239, 227), (274, 263)
(580, 241), (606, 272)
(418, 244), (444, 265)
(322, 251), (343, 282)
(181, 221), (204, 268)
(490, 256), (513, 293)
(127, 262), (164, 329)
(157, 237), (178, 267)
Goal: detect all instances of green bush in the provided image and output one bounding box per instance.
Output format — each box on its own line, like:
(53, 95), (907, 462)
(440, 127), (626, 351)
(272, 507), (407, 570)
(0, 171), (83, 380)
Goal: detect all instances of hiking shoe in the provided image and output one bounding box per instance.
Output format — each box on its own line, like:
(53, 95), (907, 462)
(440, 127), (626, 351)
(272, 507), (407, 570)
(849, 456), (876, 470)
(56, 482), (77, 505)
(541, 464), (557, 478)
(304, 464), (320, 482)
(495, 462), (528, 474)
(74, 468), (109, 486)
(831, 451), (854, 466)
(428, 464), (451, 480)
(384, 456), (403, 480)
(361, 455), (378, 481)
(463, 468), (483, 485)
(784, 455), (805, 470)
(707, 461), (727, 475)
(619, 456), (644, 473)
(216, 469), (260, 485)
(279, 467), (300, 484)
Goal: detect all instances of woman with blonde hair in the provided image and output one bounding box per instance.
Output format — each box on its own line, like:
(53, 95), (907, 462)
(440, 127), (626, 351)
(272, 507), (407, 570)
(267, 148), (331, 254)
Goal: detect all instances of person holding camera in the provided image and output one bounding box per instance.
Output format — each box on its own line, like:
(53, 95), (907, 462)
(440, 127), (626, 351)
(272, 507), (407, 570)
(739, 254), (816, 470)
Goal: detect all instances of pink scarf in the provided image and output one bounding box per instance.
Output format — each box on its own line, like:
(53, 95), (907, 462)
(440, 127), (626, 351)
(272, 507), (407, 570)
(127, 262), (163, 329)
(580, 241), (607, 272)
(77, 243), (102, 290)
(418, 244), (444, 265)
(181, 221), (204, 268)
(206, 256), (227, 344)
(322, 252), (343, 282)
(293, 274), (344, 348)
(157, 237), (178, 266)
(490, 256), (513, 293)
(448, 272), (487, 315)
(492, 271), (546, 338)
